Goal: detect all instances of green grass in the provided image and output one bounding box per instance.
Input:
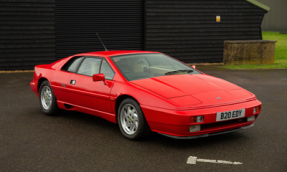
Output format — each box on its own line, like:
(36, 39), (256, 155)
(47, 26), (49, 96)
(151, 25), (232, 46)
(223, 32), (287, 69)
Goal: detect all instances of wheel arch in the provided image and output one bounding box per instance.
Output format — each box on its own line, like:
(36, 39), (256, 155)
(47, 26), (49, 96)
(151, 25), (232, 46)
(37, 77), (49, 93)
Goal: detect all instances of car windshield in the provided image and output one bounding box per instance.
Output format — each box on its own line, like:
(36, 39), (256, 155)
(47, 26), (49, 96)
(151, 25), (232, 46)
(111, 53), (201, 81)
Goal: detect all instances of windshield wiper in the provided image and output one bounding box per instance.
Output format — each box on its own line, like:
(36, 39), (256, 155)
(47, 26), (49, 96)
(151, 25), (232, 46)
(164, 70), (193, 75)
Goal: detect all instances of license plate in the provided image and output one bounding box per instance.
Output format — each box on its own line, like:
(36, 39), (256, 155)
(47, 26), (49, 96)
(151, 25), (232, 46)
(216, 109), (245, 121)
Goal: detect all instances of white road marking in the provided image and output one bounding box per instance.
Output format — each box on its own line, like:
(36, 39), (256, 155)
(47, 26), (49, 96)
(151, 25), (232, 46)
(197, 159), (217, 163)
(186, 156), (243, 165)
(187, 156), (197, 164)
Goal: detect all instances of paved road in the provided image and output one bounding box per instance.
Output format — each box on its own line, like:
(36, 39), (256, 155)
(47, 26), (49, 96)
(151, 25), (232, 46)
(0, 68), (286, 172)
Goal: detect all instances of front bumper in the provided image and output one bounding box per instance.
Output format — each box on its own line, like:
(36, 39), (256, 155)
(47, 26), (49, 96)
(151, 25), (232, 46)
(158, 124), (254, 139)
(141, 99), (261, 138)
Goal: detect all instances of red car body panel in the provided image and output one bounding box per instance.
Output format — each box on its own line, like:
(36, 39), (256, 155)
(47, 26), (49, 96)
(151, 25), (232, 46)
(30, 50), (262, 138)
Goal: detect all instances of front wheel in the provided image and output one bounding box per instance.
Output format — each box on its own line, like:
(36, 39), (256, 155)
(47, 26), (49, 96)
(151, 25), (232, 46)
(39, 80), (59, 116)
(117, 98), (150, 140)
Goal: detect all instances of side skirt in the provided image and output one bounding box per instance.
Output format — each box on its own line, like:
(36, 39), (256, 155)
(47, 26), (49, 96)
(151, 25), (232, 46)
(57, 100), (117, 123)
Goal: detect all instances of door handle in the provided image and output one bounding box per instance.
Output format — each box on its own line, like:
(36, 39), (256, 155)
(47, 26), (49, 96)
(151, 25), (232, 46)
(70, 80), (76, 85)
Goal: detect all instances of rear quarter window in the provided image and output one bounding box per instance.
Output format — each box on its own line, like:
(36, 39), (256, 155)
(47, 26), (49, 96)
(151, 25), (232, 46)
(61, 57), (84, 72)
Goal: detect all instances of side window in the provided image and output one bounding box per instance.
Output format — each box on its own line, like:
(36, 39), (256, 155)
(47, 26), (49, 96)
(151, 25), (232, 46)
(61, 57), (84, 72)
(100, 60), (115, 80)
(77, 57), (102, 76)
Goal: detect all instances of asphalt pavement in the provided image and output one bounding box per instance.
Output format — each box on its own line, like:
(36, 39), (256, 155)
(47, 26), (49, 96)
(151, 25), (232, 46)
(0, 68), (286, 172)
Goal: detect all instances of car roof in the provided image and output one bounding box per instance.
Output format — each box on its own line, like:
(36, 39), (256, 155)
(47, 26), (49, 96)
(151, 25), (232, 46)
(76, 50), (160, 58)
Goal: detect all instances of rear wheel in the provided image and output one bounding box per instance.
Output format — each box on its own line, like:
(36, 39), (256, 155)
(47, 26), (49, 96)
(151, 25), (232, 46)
(117, 98), (150, 140)
(39, 80), (59, 116)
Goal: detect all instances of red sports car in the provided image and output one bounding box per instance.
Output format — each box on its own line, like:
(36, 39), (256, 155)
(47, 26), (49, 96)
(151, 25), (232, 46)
(30, 50), (261, 140)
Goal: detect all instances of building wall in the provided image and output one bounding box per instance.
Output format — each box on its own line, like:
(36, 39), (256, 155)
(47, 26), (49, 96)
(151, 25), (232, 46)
(0, 0), (268, 70)
(258, 0), (287, 32)
(0, 0), (56, 70)
(55, 0), (144, 60)
(145, 0), (267, 63)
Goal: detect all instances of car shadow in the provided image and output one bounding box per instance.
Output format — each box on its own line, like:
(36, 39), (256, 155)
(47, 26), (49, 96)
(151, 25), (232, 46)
(59, 110), (119, 130)
(144, 131), (249, 149)
(50, 109), (251, 149)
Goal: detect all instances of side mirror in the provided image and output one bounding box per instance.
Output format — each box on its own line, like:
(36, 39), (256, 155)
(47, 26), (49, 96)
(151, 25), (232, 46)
(191, 65), (196, 69)
(93, 73), (106, 84)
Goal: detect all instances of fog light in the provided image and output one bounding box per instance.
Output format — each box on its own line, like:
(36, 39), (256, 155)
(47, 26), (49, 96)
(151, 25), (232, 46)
(247, 116), (256, 122)
(189, 125), (201, 132)
(190, 116), (204, 123)
(253, 106), (260, 114)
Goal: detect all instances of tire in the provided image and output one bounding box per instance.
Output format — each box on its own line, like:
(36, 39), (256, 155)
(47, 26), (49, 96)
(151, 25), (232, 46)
(117, 98), (150, 140)
(39, 80), (59, 116)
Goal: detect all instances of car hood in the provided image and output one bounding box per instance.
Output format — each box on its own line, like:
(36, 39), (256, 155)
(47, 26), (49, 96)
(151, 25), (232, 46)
(130, 74), (255, 107)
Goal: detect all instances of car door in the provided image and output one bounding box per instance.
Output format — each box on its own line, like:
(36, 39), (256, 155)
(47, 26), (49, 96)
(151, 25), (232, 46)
(67, 57), (115, 113)
(51, 56), (84, 103)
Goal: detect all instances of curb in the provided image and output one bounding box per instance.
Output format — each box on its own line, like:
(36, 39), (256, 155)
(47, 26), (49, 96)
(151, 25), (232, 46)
(0, 70), (34, 73)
